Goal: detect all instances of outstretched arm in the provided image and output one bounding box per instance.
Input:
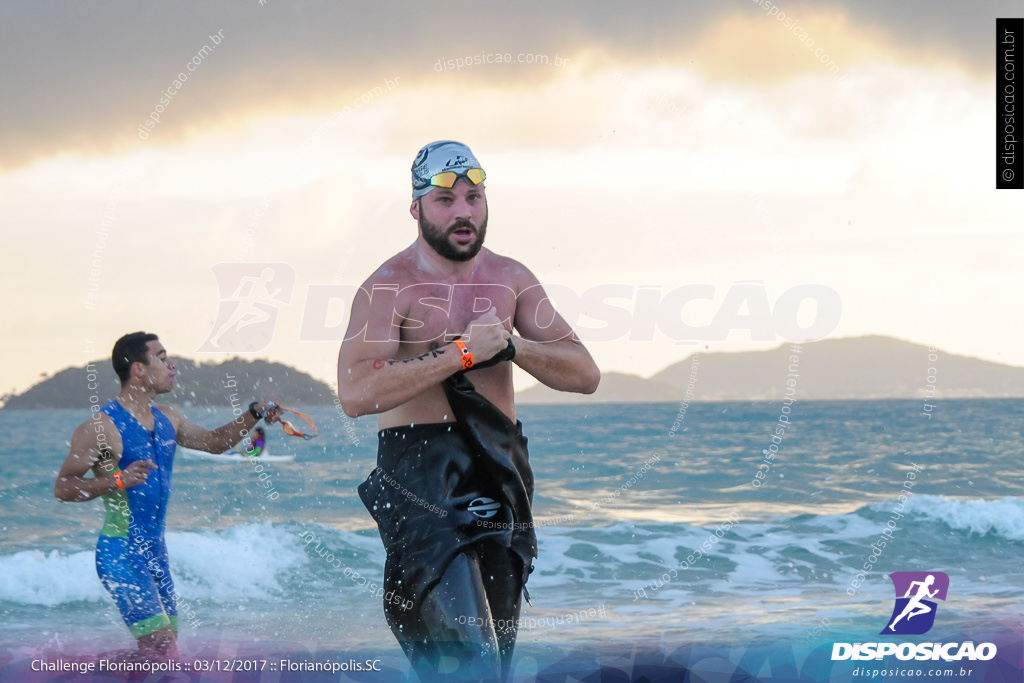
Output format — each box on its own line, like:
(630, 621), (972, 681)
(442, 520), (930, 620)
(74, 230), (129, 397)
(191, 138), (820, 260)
(161, 400), (278, 453)
(512, 271), (600, 394)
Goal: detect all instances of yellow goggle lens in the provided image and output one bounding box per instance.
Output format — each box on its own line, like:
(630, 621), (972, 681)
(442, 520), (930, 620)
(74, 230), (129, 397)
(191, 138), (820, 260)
(429, 168), (486, 188)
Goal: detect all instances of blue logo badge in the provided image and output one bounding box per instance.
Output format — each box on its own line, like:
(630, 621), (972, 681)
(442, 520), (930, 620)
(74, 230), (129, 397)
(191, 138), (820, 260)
(881, 571), (949, 635)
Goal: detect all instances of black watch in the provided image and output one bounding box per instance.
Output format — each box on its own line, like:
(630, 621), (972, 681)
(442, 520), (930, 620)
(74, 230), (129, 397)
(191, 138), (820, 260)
(248, 401), (264, 420)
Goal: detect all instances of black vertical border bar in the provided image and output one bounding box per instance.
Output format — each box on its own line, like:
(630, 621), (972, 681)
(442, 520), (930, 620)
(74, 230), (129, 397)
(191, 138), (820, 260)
(996, 18), (1023, 189)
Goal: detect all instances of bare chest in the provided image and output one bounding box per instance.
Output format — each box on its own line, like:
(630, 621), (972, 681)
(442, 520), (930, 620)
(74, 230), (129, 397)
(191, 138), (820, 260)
(392, 280), (518, 346)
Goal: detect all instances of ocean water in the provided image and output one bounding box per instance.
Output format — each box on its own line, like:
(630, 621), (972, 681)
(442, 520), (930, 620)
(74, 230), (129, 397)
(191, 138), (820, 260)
(1, 399), (1022, 681)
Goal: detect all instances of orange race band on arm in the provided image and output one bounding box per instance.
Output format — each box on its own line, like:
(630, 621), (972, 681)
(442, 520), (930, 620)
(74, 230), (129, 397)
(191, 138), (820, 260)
(453, 339), (474, 370)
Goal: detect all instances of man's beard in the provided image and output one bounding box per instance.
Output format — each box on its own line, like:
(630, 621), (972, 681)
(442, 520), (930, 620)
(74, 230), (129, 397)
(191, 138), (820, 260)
(419, 212), (488, 262)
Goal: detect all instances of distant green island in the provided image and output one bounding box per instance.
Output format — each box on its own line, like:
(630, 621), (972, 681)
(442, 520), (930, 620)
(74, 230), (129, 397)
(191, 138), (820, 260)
(1, 357), (336, 410)
(4, 336), (1022, 410)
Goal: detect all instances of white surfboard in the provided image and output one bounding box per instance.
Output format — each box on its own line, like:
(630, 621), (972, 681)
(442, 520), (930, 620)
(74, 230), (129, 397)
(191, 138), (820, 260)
(177, 446), (296, 463)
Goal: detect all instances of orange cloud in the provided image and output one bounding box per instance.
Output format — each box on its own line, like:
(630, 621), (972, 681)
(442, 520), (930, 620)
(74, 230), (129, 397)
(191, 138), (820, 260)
(685, 9), (959, 83)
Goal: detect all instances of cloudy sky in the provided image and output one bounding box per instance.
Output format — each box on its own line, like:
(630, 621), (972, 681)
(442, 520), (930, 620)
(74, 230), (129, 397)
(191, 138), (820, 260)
(1, 1), (1021, 397)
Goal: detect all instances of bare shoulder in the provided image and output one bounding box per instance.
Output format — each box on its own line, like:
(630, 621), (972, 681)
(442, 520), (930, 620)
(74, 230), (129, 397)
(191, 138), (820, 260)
(362, 248), (419, 288)
(479, 251), (538, 291)
(63, 412), (121, 471)
(155, 405), (185, 430)
(72, 411), (116, 442)
(70, 417), (100, 446)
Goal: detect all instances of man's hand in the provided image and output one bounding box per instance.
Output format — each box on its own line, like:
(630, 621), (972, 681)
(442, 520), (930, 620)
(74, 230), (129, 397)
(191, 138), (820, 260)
(260, 398), (286, 423)
(461, 307), (511, 364)
(118, 460), (157, 487)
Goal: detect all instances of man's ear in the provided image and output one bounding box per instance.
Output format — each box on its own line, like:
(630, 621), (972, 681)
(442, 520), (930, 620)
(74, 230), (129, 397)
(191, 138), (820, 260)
(410, 199), (420, 220)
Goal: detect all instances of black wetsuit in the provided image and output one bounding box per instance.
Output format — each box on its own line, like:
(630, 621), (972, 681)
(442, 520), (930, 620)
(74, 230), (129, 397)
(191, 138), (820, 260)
(358, 346), (533, 681)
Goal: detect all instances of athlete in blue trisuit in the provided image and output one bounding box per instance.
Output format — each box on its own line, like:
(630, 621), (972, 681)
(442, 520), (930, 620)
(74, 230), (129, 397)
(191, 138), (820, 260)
(54, 332), (285, 660)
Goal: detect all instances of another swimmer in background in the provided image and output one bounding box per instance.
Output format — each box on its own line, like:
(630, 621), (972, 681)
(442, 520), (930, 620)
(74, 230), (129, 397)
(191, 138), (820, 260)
(54, 332), (284, 660)
(244, 426), (267, 458)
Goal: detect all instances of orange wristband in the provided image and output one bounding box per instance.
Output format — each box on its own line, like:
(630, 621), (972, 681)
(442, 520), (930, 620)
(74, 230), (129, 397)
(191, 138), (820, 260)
(453, 339), (474, 370)
(114, 472), (125, 490)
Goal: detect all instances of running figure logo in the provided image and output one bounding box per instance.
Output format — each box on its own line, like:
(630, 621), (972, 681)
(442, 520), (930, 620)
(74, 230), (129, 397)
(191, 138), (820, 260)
(881, 571), (949, 635)
(199, 263), (294, 352)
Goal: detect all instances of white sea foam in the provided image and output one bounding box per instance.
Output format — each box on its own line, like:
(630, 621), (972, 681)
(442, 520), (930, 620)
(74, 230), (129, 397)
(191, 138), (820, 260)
(0, 522), (309, 606)
(0, 548), (107, 606)
(876, 494), (1024, 541)
(166, 522), (308, 601)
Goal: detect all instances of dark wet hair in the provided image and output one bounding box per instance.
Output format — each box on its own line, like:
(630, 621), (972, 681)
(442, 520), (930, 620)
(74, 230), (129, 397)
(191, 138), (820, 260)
(112, 332), (159, 384)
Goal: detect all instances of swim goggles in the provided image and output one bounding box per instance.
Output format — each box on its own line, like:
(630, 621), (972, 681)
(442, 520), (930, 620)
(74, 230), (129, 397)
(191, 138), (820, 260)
(265, 402), (318, 440)
(424, 168), (486, 190)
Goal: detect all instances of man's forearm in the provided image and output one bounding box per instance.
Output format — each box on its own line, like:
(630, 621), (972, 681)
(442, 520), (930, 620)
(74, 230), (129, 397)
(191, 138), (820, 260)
(202, 411), (261, 452)
(339, 344), (465, 417)
(55, 473), (119, 502)
(513, 336), (600, 394)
